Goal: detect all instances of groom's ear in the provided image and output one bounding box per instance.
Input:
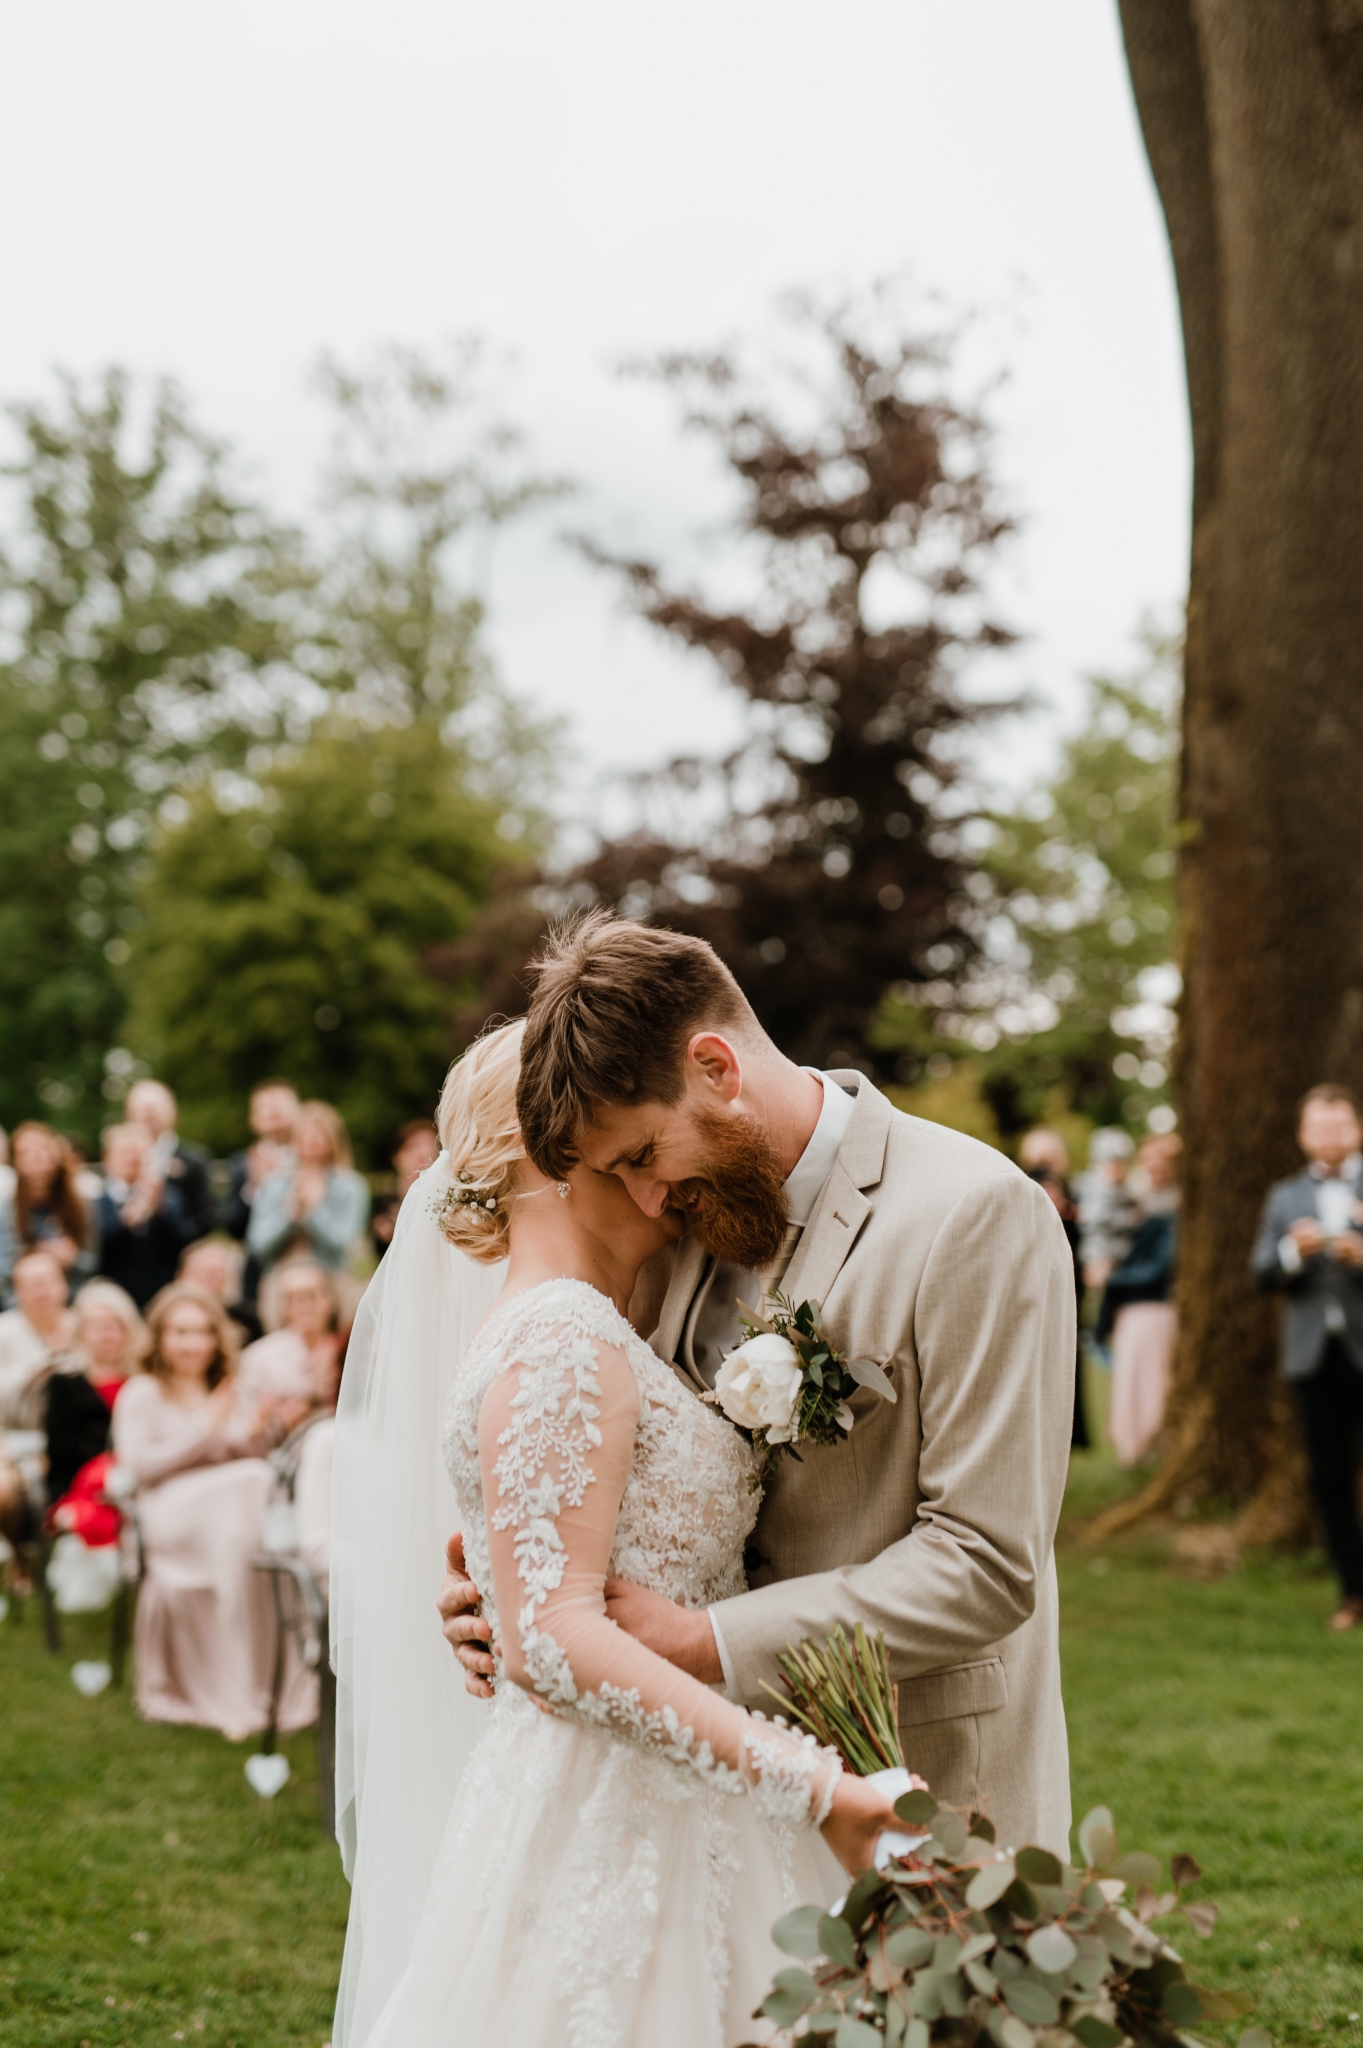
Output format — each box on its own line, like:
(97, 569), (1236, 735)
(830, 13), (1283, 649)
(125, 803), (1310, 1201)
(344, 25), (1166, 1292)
(684, 1033), (743, 1104)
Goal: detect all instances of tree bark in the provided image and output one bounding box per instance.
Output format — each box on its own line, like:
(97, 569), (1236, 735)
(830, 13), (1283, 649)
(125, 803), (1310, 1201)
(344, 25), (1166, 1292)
(1114, 0), (1363, 1530)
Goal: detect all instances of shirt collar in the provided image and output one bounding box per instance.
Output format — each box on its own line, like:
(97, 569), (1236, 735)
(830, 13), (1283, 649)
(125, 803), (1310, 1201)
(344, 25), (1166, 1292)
(1309, 1153), (1362, 1182)
(783, 1071), (856, 1227)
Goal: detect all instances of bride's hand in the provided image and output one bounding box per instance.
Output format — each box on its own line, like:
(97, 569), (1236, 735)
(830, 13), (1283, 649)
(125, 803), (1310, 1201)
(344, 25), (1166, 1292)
(820, 1772), (898, 1875)
(438, 1532), (498, 1698)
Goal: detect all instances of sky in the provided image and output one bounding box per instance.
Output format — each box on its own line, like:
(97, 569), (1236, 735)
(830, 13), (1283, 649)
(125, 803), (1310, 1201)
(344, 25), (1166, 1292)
(0, 0), (1190, 816)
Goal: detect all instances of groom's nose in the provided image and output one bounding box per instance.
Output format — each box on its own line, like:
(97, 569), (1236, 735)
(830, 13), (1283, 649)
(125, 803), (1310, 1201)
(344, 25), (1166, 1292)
(617, 1168), (672, 1218)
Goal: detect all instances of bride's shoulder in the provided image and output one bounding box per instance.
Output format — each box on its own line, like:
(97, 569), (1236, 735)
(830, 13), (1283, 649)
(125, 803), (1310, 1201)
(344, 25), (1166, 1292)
(477, 1276), (639, 1360)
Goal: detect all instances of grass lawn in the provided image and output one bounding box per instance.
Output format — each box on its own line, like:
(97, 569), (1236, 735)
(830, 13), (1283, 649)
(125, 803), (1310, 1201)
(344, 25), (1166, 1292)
(2, 1439), (1360, 2047)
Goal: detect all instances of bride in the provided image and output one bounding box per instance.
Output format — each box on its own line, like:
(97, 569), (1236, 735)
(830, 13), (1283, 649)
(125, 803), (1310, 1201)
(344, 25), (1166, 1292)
(331, 1020), (896, 2048)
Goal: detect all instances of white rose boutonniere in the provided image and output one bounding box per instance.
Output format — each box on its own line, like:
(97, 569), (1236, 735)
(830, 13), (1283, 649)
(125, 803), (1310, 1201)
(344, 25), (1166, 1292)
(710, 1293), (896, 1464)
(713, 1333), (806, 1445)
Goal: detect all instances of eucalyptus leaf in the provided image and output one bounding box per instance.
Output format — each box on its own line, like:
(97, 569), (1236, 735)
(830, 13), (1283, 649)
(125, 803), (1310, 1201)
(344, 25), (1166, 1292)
(999, 2017), (1037, 2048)
(1160, 1980), (1205, 2027)
(774, 1905), (826, 1958)
(932, 1811), (969, 1860)
(1237, 2030), (1275, 2048)
(966, 1958), (999, 1997)
(1114, 1851), (1161, 1886)
(885, 2001), (908, 2048)
(966, 1858), (1018, 1910)
(835, 2018), (883, 2048)
(970, 1813), (997, 1844)
(1094, 1910), (1135, 1965)
(819, 1913), (859, 1970)
(1016, 1846), (1063, 1886)
(1003, 1979), (1061, 2027)
(1195, 1985), (1253, 2022)
(771, 1966), (819, 2006)
(1069, 1935), (1110, 1991)
(1184, 1900), (1219, 1939)
(908, 2018), (930, 2048)
(1003, 1878), (1039, 1921)
(1027, 1925), (1078, 1974)
(913, 1971), (943, 2021)
(847, 1355), (898, 1402)
(933, 1934), (962, 1973)
(1170, 1852), (1202, 1888)
(885, 1925), (935, 1970)
(1078, 1807), (1118, 1870)
(940, 1970), (968, 2016)
(1071, 2018), (1125, 2048)
(762, 1989), (813, 2028)
(959, 1932), (998, 1964)
(894, 1790), (939, 1827)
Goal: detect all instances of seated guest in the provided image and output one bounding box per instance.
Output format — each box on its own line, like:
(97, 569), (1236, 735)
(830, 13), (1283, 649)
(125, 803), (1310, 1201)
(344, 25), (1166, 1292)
(112, 1284), (313, 1739)
(0, 1122), (95, 1302)
(242, 1258), (347, 1418)
(370, 1118), (440, 1256)
(0, 1250), (75, 1571)
(1253, 1083), (1363, 1631)
(95, 1124), (196, 1309)
(179, 1238), (262, 1347)
(1098, 1133), (1181, 1466)
(125, 1080), (215, 1242)
(45, 1280), (147, 1539)
(247, 1100), (369, 1276)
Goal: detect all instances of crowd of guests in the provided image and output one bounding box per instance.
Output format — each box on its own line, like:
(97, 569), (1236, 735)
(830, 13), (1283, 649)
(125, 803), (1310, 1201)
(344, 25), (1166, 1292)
(0, 1077), (440, 1740)
(1018, 1119), (1182, 1467)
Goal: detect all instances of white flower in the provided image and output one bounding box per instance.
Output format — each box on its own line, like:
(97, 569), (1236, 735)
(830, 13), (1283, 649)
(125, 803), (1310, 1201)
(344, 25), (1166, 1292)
(714, 1333), (805, 1443)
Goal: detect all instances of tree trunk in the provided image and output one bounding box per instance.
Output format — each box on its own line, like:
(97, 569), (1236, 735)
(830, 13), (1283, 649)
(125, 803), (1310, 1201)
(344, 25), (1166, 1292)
(1113, 0), (1363, 1534)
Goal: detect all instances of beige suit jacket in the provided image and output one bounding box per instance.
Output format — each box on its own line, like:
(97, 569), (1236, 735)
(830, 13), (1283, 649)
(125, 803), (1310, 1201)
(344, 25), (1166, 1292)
(651, 1075), (1075, 1853)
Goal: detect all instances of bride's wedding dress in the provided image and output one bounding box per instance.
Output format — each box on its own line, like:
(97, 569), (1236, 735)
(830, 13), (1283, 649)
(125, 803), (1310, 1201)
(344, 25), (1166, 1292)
(358, 1276), (843, 2048)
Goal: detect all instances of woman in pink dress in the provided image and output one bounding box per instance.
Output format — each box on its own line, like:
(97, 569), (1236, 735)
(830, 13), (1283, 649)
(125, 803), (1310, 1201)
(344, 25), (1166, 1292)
(112, 1283), (311, 1740)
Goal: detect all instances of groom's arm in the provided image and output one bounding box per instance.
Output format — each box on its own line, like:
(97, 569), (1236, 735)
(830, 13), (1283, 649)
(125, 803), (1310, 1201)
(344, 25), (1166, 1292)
(707, 1174), (1074, 1700)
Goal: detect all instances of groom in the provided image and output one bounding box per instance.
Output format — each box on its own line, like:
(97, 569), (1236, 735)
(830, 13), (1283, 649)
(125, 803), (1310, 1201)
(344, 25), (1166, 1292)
(441, 914), (1075, 1851)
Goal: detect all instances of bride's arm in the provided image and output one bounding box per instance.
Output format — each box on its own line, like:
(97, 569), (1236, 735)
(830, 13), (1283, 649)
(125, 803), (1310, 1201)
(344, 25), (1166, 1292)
(480, 1324), (885, 1858)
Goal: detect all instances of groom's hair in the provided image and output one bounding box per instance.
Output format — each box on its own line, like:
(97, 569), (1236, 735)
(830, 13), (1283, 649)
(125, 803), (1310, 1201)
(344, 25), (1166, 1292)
(517, 911), (755, 1176)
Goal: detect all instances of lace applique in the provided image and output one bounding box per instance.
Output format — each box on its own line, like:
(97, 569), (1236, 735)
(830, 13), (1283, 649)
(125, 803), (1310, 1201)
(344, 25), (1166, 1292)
(742, 1716), (841, 1830)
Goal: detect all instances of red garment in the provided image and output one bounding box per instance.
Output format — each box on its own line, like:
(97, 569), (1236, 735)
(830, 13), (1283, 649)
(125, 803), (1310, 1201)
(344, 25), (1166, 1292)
(48, 1450), (121, 1548)
(91, 1377), (122, 1414)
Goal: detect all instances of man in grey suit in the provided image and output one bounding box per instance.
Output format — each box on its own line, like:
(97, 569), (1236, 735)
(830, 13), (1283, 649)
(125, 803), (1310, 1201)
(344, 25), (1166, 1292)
(1252, 1082), (1363, 1631)
(442, 915), (1075, 1850)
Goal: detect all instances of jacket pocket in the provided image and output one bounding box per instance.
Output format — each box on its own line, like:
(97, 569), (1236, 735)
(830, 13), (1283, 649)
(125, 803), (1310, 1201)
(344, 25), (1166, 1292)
(896, 1656), (1008, 1727)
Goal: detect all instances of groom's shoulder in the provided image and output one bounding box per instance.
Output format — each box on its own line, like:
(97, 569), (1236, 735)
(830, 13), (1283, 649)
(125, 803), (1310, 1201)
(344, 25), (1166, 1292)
(883, 1103), (1017, 1194)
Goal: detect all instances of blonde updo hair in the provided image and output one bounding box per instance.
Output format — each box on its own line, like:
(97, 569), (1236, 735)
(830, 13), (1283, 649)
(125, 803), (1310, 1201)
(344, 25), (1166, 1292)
(435, 1019), (528, 1264)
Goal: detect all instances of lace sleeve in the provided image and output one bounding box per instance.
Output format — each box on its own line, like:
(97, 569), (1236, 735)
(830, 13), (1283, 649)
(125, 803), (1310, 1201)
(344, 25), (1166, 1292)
(479, 1318), (840, 1826)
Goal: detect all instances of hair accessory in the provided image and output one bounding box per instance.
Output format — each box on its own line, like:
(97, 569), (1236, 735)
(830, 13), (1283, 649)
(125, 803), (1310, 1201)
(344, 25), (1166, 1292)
(556, 1182), (571, 1200)
(431, 1171), (502, 1226)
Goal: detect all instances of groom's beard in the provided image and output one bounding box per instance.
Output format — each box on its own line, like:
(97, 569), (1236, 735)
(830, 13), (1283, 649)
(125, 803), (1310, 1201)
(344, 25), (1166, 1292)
(670, 1107), (790, 1269)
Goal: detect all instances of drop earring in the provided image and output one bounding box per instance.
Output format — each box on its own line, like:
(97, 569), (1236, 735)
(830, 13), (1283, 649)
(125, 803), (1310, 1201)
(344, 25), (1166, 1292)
(556, 1182), (571, 1201)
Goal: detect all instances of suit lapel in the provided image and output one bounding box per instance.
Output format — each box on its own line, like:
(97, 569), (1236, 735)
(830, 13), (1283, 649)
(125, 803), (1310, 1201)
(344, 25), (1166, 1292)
(781, 1075), (891, 1311)
(650, 1234), (709, 1384)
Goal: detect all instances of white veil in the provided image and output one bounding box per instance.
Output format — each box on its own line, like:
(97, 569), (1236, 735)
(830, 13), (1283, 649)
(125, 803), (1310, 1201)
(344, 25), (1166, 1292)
(330, 1153), (505, 2048)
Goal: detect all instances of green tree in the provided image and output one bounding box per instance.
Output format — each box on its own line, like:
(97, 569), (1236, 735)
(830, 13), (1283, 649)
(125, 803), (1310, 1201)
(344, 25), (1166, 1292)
(126, 720), (525, 1162)
(0, 370), (307, 1136)
(878, 633), (1180, 1142)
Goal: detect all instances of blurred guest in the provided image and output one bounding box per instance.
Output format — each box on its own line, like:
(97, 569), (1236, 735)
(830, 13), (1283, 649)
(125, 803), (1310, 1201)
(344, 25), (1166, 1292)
(95, 1124), (195, 1309)
(1020, 1128), (1088, 1450)
(241, 1258), (346, 1421)
(0, 1250), (74, 1569)
(370, 1117), (440, 1256)
(43, 1281), (146, 1612)
(1098, 1133), (1181, 1466)
(1077, 1127), (1141, 1292)
(0, 1122), (95, 1300)
(1253, 1083), (1363, 1631)
(46, 1280), (146, 1514)
(179, 1237), (262, 1347)
(247, 1100), (369, 1275)
(220, 1080), (299, 1301)
(0, 1124), (9, 1166)
(112, 1285), (311, 1738)
(125, 1080), (215, 1241)
(0, 1249), (74, 1428)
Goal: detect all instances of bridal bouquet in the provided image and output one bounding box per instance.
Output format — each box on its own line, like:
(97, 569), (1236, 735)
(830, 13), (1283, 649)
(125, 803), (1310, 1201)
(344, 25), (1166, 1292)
(764, 1623), (926, 1869)
(742, 1801), (1259, 2048)
(712, 1295), (895, 1463)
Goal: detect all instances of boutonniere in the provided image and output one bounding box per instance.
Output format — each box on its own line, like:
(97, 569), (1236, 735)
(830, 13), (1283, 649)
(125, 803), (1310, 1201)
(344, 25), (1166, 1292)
(710, 1293), (896, 1463)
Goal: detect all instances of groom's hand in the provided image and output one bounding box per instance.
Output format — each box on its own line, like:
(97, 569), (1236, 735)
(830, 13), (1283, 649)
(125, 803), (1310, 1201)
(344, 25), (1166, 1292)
(602, 1578), (723, 1684)
(438, 1532), (497, 1699)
